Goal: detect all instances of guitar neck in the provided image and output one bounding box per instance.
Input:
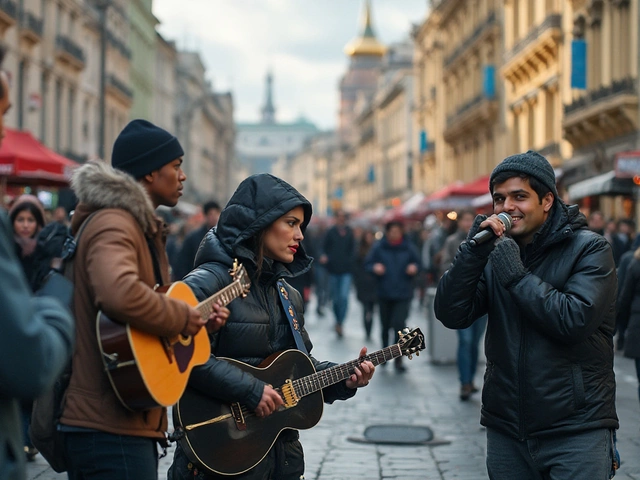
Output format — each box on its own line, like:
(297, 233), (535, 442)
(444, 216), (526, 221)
(292, 344), (402, 398)
(196, 282), (241, 318)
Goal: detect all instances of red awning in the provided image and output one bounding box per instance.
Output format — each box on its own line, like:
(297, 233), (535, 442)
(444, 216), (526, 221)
(418, 175), (491, 212)
(0, 128), (79, 186)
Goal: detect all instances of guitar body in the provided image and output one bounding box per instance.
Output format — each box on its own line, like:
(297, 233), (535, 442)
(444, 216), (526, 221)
(97, 281), (211, 410)
(174, 350), (323, 476)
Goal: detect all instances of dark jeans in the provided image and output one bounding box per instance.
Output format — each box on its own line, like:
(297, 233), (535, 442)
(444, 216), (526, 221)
(456, 315), (487, 385)
(486, 427), (615, 479)
(329, 273), (352, 326)
(314, 265), (329, 310)
(361, 300), (375, 338)
(378, 298), (411, 348)
(64, 431), (158, 480)
(636, 358), (640, 402)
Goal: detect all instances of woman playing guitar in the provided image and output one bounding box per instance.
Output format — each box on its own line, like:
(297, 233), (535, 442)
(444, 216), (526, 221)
(168, 173), (375, 480)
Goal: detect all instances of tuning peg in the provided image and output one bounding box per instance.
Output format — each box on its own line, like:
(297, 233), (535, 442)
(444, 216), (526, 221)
(408, 354), (413, 360)
(416, 351), (420, 356)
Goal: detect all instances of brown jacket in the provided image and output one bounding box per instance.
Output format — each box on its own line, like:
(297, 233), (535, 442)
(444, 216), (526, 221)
(60, 160), (189, 439)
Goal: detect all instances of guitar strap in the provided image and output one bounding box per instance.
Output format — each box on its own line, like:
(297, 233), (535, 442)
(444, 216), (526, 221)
(276, 280), (309, 356)
(145, 237), (164, 287)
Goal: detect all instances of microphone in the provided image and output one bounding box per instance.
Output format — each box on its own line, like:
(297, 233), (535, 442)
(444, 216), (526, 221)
(468, 212), (512, 247)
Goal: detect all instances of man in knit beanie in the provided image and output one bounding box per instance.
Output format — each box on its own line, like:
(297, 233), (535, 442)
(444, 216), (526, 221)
(435, 151), (619, 478)
(59, 120), (229, 479)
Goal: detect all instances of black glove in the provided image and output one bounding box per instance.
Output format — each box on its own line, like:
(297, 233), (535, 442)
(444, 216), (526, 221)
(489, 237), (527, 288)
(464, 214), (494, 257)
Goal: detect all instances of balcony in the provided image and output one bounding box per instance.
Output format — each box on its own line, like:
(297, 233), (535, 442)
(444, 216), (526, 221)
(444, 93), (498, 142)
(106, 74), (133, 104)
(444, 12), (497, 69)
(563, 77), (638, 149)
(0, 0), (17, 32)
(55, 34), (85, 70)
(503, 14), (562, 85)
(19, 10), (43, 46)
(107, 31), (132, 60)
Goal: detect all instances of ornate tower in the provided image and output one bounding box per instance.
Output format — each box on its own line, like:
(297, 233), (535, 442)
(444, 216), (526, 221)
(261, 71), (276, 124)
(339, 0), (385, 146)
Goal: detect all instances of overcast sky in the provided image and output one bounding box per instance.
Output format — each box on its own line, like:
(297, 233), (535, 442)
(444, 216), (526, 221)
(153, 0), (427, 130)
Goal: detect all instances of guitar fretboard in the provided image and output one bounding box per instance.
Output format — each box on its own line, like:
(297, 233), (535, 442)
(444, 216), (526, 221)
(197, 281), (244, 318)
(292, 344), (402, 398)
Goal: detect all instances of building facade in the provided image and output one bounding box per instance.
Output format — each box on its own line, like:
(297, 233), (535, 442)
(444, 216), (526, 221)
(0, 0), (235, 210)
(562, 0), (639, 220)
(175, 51), (235, 204)
(128, 0), (156, 121)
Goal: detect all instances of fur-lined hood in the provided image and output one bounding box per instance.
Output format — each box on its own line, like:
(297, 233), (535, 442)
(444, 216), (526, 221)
(70, 160), (157, 235)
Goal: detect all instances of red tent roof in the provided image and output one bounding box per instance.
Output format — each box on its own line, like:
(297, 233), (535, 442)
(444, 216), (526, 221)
(0, 128), (78, 186)
(426, 175), (490, 201)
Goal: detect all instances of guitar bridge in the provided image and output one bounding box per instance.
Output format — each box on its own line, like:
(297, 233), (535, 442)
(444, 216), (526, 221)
(281, 379), (299, 408)
(230, 403), (246, 431)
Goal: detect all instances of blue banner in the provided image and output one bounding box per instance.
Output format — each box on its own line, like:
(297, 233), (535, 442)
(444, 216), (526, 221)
(367, 165), (375, 183)
(419, 130), (428, 153)
(571, 39), (587, 90)
(483, 65), (495, 98)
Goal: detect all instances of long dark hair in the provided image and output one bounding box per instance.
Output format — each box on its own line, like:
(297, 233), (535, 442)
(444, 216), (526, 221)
(10, 201), (45, 237)
(249, 229), (267, 281)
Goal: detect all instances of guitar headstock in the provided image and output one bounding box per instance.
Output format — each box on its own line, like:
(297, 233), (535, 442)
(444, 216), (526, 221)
(229, 259), (251, 298)
(397, 327), (425, 360)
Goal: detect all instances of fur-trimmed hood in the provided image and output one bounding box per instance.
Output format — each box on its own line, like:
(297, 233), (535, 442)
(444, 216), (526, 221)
(70, 160), (157, 235)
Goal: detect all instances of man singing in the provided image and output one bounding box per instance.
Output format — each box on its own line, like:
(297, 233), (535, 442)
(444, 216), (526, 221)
(435, 151), (619, 479)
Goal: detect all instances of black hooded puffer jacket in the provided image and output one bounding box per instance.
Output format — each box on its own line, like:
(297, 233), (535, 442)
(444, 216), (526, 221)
(170, 174), (356, 480)
(435, 201), (619, 440)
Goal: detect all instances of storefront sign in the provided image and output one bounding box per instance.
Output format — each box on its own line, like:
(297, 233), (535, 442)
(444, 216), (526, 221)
(615, 151), (640, 178)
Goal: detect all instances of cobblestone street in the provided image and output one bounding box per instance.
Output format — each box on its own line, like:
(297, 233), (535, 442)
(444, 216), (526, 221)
(27, 293), (640, 479)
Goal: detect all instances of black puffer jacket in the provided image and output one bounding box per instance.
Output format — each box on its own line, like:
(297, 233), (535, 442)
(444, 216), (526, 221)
(435, 201), (618, 440)
(616, 252), (640, 359)
(171, 174), (356, 480)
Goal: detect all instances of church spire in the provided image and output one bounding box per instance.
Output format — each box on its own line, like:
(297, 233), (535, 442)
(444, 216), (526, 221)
(261, 71), (276, 124)
(344, 0), (386, 57)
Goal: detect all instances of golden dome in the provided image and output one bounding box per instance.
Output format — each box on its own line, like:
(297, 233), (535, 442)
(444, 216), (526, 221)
(344, 0), (386, 57)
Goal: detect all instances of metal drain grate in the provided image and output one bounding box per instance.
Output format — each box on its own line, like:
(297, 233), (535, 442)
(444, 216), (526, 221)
(347, 424), (451, 446)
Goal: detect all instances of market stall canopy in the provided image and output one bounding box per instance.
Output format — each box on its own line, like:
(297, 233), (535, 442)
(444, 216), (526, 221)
(567, 170), (634, 201)
(418, 175), (491, 213)
(0, 128), (79, 186)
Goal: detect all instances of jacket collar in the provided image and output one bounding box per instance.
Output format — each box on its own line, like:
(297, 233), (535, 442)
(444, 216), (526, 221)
(70, 160), (158, 236)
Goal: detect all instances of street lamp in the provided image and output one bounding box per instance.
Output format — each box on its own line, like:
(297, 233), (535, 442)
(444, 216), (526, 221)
(93, 0), (110, 160)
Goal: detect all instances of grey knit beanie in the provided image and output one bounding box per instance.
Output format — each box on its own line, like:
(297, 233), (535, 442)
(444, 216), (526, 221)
(490, 150), (557, 197)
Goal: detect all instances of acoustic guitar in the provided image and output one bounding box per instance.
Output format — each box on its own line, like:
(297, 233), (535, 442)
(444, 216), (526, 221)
(97, 260), (250, 411)
(171, 327), (425, 476)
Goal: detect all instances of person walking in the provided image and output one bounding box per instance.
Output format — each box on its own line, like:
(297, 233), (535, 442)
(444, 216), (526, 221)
(174, 200), (221, 279)
(435, 151), (619, 479)
(0, 44), (74, 480)
(305, 222), (329, 316)
(365, 221), (421, 372)
(8, 195), (48, 461)
(60, 120), (229, 480)
(353, 228), (378, 341)
(616, 245), (640, 403)
(439, 209), (487, 401)
(319, 210), (356, 337)
(168, 173), (375, 480)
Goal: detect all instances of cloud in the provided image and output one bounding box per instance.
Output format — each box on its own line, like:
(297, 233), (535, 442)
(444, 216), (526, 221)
(154, 0), (427, 129)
